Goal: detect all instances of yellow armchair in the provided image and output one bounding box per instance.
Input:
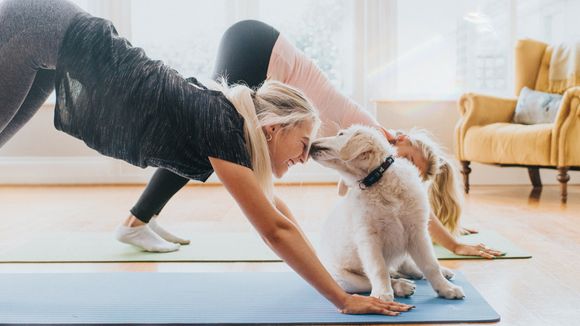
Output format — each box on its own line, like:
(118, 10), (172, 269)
(455, 39), (580, 202)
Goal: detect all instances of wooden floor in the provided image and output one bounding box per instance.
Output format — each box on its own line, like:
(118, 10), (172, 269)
(0, 184), (579, 325)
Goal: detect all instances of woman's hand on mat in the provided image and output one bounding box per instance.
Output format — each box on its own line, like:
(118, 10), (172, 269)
(459, 226), (479, 235)
(453, 242), (504, 259)
(337, 294), (414, 316)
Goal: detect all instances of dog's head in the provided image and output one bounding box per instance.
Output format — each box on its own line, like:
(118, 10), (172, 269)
(309, 125), (395, 184)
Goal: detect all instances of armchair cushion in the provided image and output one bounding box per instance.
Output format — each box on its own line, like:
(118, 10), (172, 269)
(463, 123), (553, 166)
(514, 87), (562, 124)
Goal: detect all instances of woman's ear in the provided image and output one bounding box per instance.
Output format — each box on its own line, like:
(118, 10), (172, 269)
(263, 124), (281, 140)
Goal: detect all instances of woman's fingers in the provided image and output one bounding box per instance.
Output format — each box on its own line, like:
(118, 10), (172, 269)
(485, 248), (504, 256)
(365, 304), (400, 316)
(460, 226), (479, 235)
(383, 301), (414, 311)
(381, 309), (400, 316)
(372, 298), (414, 313)
(339, 294), (414, 315)
(477, 243), (504, 257)
(373, 303), (400, 316)
(478, 250), (495, 259)
(455, 242), (505, 258)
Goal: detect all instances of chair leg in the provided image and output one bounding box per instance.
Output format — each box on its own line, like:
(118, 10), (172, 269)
(460, 161), (471, 194)
(527, 167), (542, 188)
(557, 167), (570, 203)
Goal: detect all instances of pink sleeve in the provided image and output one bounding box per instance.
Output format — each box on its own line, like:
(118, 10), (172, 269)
(267, 35), (380, 137)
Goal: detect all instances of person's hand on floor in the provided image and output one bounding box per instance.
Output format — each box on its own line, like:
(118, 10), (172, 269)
(460, 226), (479, 235)
(453, 242), (504, 259)
(337, 294), (414, 316)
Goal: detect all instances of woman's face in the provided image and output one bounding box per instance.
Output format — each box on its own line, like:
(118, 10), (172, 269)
(392, 134), (428, 177)
(265, 120), (314, 178)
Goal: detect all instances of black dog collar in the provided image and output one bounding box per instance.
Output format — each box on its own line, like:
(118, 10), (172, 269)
(358, 156), (395, 190)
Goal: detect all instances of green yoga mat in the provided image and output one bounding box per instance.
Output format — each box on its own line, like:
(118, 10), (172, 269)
(0, 230), (529, 263)
(433, 230), (531, 260)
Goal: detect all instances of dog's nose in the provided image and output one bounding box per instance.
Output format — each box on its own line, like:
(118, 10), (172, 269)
(308, 142), (322, 156)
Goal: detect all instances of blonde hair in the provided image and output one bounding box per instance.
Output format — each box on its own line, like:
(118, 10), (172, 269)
(403, 130), (464, 234)
(214, 79), (320, 200)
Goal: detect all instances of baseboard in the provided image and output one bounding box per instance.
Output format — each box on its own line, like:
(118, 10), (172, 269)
(0, 157), (576, 185)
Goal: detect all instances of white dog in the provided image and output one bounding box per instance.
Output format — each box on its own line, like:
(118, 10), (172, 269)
(310, 125), (465, 301)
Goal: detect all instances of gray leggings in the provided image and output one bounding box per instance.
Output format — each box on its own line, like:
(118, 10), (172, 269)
(0, 0), (83, 147)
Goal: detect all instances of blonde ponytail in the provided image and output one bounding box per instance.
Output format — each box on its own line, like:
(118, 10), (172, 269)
(428, 157), (463, 234)
(404, 129), (464, 234)
(220, 83), (274, 199)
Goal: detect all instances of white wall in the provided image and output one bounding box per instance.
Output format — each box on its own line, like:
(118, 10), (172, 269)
(375, 100), (578, 185)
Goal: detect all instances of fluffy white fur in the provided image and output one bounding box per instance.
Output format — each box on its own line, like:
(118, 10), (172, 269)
(310, 125), (465, 301)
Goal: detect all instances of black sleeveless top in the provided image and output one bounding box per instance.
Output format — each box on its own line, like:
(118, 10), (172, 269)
(54, 13), (252, 181)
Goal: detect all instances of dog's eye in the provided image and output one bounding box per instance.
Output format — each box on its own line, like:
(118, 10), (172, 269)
(338, 132), (344, 136)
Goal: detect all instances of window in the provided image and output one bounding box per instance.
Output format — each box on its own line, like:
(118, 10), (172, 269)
(384, 0), (511, 100)
(258, 0), (355, 93)
(46, 0), (354, 103)
(516, 0), (580, 44)
(129, 0), (354, 91)
(130, 0), (228, 79)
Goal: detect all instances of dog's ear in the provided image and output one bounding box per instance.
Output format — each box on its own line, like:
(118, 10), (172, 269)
(339, 132), (373, 161)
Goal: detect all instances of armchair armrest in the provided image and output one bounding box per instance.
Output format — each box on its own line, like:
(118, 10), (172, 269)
(455, 93), (517, 160)
(553, 86), (580, 166)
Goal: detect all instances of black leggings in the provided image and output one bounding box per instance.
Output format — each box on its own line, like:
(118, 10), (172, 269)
(130, 20), (280, 223)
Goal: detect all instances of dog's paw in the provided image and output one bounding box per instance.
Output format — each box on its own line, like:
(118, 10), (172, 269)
(440, 267), (455, 280)
(370, 291), (395, 302)
(435, 283), (465, 300)
(392, 278), (416, 298)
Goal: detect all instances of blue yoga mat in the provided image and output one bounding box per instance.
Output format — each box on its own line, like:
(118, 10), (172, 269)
(0, 271), (499, 324)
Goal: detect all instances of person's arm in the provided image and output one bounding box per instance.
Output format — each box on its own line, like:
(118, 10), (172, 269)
(273, 195), (317, 254)
(210, 157), (413, 315)
(428, 211), (503, 259)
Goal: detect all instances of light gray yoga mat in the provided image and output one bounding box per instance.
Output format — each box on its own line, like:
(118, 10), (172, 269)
(0, 271), (499, 324)
(0, 230), (529, 263)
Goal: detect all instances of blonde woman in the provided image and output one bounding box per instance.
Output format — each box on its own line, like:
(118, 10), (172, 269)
(125, 20), (501, 259)
(0, 0), (414, 316)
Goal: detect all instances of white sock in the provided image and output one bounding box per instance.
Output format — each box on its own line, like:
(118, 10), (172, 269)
(148, 217), (191, 245)
(115, 224), (180, 253)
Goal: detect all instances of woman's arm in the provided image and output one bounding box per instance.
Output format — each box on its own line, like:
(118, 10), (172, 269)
(428, 211), (503, 259)
(210, 157), (413, 315)
(273, 195), (317, 254)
